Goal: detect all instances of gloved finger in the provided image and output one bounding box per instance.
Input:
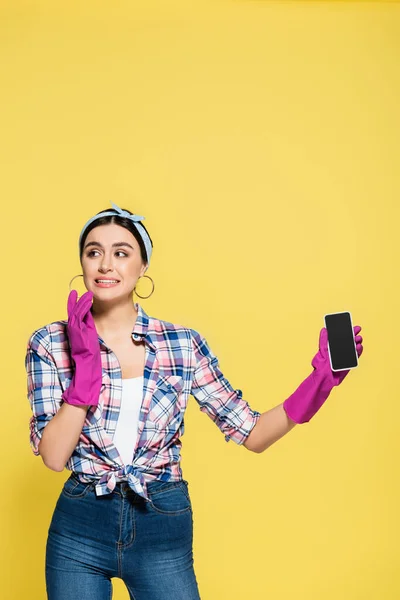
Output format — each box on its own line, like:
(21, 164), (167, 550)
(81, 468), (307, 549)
(318, 327), (328, 359)
(354, 325), (362, 335)
(73, 291), (94, 321)
(357, 344), (363, 357)
(67, 290), (78, 318)
(83, 305), (96, 329)
(355, 335), (363, 343)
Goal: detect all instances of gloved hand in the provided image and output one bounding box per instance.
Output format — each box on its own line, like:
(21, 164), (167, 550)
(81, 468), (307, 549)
(61, 290), (103, 407)
(283, 325), (363, 424)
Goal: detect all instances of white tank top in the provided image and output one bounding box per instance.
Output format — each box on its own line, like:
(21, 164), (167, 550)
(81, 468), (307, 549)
(113, 376), (144, 467)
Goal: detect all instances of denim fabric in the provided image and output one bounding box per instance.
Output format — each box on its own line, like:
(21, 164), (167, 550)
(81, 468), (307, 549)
(45, 473), (201, 599)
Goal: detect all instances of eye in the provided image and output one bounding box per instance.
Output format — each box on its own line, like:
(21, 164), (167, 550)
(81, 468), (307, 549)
(87, 250), (128, 258)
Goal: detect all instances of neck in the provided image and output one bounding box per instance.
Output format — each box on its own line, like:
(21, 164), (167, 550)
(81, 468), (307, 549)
(90, 296), (138, 337)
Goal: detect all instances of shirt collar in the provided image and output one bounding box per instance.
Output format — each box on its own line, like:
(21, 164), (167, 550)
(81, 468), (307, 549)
(97, 302), (156, 351)
(132, 302), (150, 339)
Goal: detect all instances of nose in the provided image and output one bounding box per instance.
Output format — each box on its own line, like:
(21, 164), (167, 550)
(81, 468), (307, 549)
(99, 260), (114, 272)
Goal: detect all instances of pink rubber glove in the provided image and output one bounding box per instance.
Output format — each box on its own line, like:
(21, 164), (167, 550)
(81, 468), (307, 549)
(61, 290), (103, 407)
(283, 325), (363, 424)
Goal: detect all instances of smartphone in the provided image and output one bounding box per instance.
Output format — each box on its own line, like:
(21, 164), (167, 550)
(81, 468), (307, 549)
(323, 311), (358, 372)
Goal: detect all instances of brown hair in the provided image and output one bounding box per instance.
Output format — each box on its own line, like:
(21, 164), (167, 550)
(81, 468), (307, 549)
(79, 208), (153, 266)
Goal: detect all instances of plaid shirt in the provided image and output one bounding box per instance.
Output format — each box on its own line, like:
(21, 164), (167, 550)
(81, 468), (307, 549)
(25, 302), (261, 502)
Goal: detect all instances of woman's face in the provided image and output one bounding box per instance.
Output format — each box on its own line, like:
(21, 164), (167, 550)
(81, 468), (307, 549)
(81, 223), (148, 298)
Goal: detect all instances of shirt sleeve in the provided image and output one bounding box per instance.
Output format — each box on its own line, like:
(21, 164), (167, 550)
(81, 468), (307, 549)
(189, 328), (261, 445)
(24, 327), (63, 456)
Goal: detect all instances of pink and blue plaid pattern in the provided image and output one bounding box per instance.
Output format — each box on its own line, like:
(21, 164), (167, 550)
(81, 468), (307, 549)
(25, 303), (261, 501)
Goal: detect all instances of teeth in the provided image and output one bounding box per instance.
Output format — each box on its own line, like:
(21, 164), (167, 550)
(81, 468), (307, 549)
(96, 280), (119, 283)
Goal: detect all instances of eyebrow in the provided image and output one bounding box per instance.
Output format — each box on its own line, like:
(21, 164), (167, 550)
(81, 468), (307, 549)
(84, 241), (134, 251)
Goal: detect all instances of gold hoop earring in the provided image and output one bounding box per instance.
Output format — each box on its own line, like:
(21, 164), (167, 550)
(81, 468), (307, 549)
(134, 275), (155, 299)
(69, 274), (84, 292)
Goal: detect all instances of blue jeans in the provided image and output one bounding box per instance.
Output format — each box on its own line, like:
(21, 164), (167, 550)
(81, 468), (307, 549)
(45, 472), (201, 599)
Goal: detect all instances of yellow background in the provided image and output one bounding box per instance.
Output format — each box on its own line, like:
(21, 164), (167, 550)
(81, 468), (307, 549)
(2, 0), (399, 598)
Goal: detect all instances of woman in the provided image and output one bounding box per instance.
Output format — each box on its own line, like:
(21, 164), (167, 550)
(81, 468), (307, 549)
(25, 201), (363, 600)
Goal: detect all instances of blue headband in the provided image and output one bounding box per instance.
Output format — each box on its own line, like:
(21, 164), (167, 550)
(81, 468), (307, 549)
(79, 201), (153, 267)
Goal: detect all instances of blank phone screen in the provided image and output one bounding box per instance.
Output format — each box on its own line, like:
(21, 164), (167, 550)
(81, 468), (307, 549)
(324, 312), (358, 371)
